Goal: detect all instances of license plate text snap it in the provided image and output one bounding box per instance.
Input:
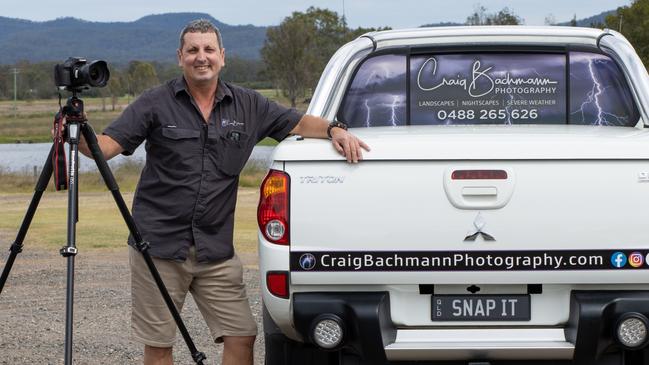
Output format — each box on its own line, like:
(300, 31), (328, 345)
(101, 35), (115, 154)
(432, 295), (531, 321)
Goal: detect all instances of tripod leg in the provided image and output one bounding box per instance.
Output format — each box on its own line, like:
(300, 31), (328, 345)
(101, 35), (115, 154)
(0, 144), (55, 295)
(81, 124), (207, 365)
(60, 122), (83, 365)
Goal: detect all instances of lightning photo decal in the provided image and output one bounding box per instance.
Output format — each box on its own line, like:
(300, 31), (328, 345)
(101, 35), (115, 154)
(569, 52), (639, 126)
(340, 54), (407, 128)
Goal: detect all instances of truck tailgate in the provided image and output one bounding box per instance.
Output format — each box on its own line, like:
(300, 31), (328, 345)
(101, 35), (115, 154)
(282, 126), (649, 285)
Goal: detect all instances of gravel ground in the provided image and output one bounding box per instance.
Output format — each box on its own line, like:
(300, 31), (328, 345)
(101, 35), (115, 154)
(0, 247), (265, 364)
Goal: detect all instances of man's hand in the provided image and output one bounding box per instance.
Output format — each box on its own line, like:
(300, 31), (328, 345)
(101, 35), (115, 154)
(50, 114), (124, 160)
(289, 114), (371, 163)
(330, 128), (370, 163)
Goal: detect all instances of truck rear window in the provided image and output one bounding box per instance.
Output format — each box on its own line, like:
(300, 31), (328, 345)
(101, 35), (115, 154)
(338, 51), (639, 127)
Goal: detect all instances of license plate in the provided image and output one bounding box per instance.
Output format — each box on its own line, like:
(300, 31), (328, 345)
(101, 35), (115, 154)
(432, 295), (530, 321)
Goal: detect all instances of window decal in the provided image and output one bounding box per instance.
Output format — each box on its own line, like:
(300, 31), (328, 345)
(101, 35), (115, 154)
(410, 54), (566, 125)
(339, 54), (407, 128)
(569, 52), (639, 126)
(338, 51), (639, 127)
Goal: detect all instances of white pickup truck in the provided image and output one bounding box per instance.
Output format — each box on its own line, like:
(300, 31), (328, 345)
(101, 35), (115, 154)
(257, 26), (649, 365)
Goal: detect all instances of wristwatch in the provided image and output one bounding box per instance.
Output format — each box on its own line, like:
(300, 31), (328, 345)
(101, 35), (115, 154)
(327, 121), (348, 138)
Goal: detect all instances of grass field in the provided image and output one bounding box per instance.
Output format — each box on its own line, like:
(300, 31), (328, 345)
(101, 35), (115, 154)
(0, 161), (268, 194)
(0, 187), (261, 254)
(0, 89), (308, 144)
(0, 89), (298, 249)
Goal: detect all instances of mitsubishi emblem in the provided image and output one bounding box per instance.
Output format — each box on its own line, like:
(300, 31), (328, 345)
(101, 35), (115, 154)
(464, 212), (495, 242)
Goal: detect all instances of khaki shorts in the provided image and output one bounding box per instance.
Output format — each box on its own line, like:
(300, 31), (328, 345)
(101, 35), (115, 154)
(129, 246), (258, 348)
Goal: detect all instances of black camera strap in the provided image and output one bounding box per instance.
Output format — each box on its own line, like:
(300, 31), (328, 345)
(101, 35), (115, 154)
(52, 109), (68, 191)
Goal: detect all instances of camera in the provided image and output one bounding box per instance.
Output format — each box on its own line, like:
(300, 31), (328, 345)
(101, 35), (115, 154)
(54, 57), (110, 91)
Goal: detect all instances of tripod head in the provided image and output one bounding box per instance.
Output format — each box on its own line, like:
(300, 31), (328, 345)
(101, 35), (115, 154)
(61, 92), (87, 124)
(51, 91), (87, 192)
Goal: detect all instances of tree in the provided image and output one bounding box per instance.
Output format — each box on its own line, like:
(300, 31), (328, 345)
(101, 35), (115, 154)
(261, 7), (382, 107)
(262, 7), (344, 107)
(544, 14), (557, 26)
(466, 5), (522, 25)
(491, 8), (522, 25)
(606, 0), (649, 67)
(262, 13), (312, 107)
(589, 21), (606, 29)
(127, 61), (159, 96)
(466, 5), (488, 26)
(101, 66), (126, 111)
(569, 14), (578, 27)
(221, 56), (268, 87)
(152, 61), (181, 84)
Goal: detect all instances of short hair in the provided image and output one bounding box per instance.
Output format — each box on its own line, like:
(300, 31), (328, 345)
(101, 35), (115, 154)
(179, 19), (223, 50)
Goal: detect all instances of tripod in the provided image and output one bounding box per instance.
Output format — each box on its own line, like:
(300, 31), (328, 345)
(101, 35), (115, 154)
(0, 93), (207, 365)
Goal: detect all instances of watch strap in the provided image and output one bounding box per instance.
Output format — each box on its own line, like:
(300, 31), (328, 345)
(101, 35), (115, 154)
(327, 121), (348, 138)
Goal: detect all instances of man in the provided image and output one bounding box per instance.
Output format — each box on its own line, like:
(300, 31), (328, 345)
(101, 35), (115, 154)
(76, 19), (368, 365)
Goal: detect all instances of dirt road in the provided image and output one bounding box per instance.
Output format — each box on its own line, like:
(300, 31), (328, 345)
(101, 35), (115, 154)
(0, 248), (265, 364)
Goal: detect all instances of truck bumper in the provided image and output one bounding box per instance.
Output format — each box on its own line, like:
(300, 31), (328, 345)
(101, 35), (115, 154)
(292, 290), (649, 364)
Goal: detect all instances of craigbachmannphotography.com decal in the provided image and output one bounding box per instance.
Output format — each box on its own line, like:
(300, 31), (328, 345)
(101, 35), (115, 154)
(290, 250), (649, 272)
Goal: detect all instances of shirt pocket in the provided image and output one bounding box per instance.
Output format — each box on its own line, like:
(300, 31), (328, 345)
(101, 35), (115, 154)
(216, 130), (251, 176)
(159, 127), (201, 171)
(161, 127), (201, 141)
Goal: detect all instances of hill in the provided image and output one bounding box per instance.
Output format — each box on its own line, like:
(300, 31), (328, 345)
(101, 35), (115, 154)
(557, 10), (616, 27)
(0, 9), (622, 65)
(0, 13), (267, 64)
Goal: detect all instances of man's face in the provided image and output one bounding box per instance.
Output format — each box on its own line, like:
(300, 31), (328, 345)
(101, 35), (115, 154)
(177, 31), (225, 86)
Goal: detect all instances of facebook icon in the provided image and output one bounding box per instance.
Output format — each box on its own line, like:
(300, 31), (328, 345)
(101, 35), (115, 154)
(611, 252), (627, 268)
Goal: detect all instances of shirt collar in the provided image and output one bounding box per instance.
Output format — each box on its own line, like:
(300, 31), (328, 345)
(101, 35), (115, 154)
(173, 77), (233, 104)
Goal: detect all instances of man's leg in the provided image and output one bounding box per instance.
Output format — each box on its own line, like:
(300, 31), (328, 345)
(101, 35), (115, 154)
(222, 335), (256, 365)
(144, 346), (173, 365)
(189, 254), (258, 364)
(130, 247), (193, 364)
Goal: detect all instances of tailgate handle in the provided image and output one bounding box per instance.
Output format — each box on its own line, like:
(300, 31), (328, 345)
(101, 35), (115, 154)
(444, 168), (515, 210)
(462, 187), (497, 196)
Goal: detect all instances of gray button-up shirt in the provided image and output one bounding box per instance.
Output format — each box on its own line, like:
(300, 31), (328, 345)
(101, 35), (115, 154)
(103, 77), (302, 262)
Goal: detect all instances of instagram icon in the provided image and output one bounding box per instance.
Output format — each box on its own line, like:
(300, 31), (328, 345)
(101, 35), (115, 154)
(629, 252), (644, 268)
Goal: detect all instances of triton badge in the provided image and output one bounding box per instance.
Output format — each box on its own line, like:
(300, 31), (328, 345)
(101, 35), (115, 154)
(464, 212), (495, 242)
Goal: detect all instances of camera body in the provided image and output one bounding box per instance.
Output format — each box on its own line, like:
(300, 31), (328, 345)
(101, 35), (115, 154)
(54, 57), (110, 91)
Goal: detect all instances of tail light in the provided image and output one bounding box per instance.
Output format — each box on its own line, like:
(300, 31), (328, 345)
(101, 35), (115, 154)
(266, 271), (289, 298)
(452, 170), (508, 180)
(258, 169), (290, 245)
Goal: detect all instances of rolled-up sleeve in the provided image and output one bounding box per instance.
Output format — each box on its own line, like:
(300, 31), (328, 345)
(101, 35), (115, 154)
(102, 91), (153, 155)
(253, 91), (303, 142)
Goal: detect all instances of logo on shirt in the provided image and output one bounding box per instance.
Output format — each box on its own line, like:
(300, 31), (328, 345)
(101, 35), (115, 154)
(221, 119), (244, 127)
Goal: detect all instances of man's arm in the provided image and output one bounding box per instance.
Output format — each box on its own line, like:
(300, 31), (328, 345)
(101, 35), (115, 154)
(53, 118), (125, 160)
(78, 134), (125, 161)
(289, 114), (370, 163)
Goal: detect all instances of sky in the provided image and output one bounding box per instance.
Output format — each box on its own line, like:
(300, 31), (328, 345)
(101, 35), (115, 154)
(2, 0), (633, 28)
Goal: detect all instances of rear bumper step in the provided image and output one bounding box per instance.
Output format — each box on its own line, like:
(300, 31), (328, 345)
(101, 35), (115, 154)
(385, 328), (574, 361)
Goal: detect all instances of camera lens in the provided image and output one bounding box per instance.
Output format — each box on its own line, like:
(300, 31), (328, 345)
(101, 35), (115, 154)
(80, 60), (110, 87)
